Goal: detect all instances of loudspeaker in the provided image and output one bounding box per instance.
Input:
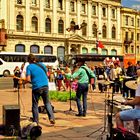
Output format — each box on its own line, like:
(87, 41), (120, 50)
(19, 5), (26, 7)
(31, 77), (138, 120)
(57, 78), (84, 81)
(3, 105), (20, 136)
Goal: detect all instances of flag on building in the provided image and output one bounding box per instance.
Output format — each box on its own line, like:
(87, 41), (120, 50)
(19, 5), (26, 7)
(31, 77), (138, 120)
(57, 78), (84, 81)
(96, 40), (104, 49)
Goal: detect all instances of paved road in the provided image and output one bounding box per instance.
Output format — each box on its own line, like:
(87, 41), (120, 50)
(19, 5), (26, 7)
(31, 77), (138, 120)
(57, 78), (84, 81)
(0, 77), (13, 90)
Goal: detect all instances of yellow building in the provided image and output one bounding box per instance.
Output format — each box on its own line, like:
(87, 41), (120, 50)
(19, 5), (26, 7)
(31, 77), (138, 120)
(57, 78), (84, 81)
(0, 0), (122, 60)
(121, 7), (140, 65)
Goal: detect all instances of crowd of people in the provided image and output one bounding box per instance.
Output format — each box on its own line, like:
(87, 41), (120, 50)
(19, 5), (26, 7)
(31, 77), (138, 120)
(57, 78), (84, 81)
(12, 54), (140, 139)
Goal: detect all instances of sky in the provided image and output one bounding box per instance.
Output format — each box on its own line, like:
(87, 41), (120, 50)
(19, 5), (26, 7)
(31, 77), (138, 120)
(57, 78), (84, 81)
(122, 0), (140, 10)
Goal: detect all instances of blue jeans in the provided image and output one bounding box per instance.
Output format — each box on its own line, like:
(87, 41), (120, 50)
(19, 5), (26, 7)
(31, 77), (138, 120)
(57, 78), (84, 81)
(76, 83), (88, 115)
(32, 86), (54, 123)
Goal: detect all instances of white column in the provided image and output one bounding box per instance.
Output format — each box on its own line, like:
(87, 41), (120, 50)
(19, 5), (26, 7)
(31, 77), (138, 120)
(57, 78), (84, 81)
(98, 3), (102, 35)
(39, 0), (44, 33)
(117, 7), (121, 41)
(52, 0), (57, 34)
(108, 5), (111, 39)
(77, 0), (81, 26)
(9, 0), (15, 30)
(25, 0), (30, 32)
(87, 1), (92, 37)
(65, 0), (70, 35)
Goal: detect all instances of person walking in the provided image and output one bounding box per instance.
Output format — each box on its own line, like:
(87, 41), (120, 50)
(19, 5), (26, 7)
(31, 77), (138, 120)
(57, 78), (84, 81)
(26, 54), (55, 124)
(64, 60), (95, 117)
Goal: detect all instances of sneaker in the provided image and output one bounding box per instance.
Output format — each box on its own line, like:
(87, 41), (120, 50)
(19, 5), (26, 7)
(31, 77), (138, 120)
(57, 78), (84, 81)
(75, 113), (83, 117)
(50, 119), (55, 124)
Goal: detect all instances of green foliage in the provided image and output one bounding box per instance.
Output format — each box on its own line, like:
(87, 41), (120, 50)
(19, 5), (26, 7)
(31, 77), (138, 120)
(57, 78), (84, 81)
(49, 90), (76, 102)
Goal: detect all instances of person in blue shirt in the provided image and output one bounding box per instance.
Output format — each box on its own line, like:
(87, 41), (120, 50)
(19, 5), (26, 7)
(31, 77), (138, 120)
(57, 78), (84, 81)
(26, 54), (55, 125)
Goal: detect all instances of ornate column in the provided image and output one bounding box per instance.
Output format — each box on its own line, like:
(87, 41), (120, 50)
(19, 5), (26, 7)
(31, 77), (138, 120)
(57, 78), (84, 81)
(39, 0), (44, 33)
(77, 0), (81, 26)
(52, 0), (57, 35)
(87, 0), (92, 38)
(98, 2), (102, 34)
(117, 7), (121, 41)
(1, 0), (7, 29)
(9, 0), (15, 30)
(25, 0), (30, 32)
(108, 5), (111, 40)
(65, 0), (70, 36)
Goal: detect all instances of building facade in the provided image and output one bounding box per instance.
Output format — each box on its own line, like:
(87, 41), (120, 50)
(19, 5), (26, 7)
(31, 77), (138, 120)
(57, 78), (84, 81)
(0, 0), (122, 61)
(121, 7), (140, 65)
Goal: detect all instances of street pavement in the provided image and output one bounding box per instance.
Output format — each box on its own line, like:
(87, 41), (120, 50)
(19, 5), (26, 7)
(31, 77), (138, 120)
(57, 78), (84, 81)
(0, 87), (114, 140)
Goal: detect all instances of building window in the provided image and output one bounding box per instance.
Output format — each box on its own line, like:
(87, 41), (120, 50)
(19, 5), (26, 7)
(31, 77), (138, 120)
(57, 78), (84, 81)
(32, 16), (38, 32)
(102, 25), (107, 38)
(57, 46), (65, 60)
(125, 45), (128, 53)
(82, 47), (88, 54)
(45, 18), (51, 33)
(125, 16), (129, 26)
(70, 1), (75, 12)
(16, 15), (23, 31)
(102, 49), (108, 55)
(15, 44), (25, 52)
(92, 24), (97, 38)
(58, 0), (63, 10)
(112, 9), (115, 19)
(131, 32), (134, 41)
(30, 45), (39, 53)
(111, 49), (117, 55)
(44, 45), (53, 54)
(131, 17), (134, 26)
(45, 0), (50, 8)
(137, 19), (140, 27)
(137, 46), (140, 54)
(137, 33), (140, 41)
(131, 45), (134, 53)
(92, 5), (96, 15)
(102, 7), (106, 17)
(81, 21), (87, 36)
(125, 32), (128, 40)
(58, 19), (64, 34)
(112, 26), (116, 39)
(70, 21), (75, 31)
(81, 3), (86, 14)
(91, 48), (98, 54)
(17, 0), (22, 4)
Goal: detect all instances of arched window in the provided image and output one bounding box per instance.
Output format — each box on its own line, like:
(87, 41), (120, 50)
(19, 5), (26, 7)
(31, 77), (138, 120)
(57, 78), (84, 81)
(15, 44), (25, 52)
(57, 46), (65, 60)
(102, 25), (107, 38)
(30, 45), (39, 53)
(81, 21), (87, 36)
(32, 16), (38, 32)
(45, 18), (51, 33)
(70, 21), (75, 31)
(112, 26), (116, 39)
(58, 19), (64, 34)
(91, 48), (98, 54)
(44, 45), (53, 54)
(111, 49), (117, 55)
(82, 47), (88, 54)
(102, 49), (108, 55)
(92, 24), (97, 38)
(16, 15), (23, 31)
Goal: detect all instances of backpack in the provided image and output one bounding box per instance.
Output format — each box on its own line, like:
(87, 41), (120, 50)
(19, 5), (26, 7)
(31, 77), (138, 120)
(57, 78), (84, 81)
(81, 67), (95, 83)
(112, 127), (139, 140)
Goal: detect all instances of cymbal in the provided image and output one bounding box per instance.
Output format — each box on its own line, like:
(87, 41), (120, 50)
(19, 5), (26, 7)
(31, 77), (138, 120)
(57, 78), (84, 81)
(97, 80), (114, 85)
(125, 80), (139, 90)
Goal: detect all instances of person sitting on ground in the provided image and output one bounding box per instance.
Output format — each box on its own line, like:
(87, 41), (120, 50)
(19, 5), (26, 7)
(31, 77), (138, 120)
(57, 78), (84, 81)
(115, 69), (140, 133)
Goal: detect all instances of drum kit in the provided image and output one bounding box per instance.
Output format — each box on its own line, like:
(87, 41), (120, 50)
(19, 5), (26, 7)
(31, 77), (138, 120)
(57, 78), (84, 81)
(97, 78), (139, 140)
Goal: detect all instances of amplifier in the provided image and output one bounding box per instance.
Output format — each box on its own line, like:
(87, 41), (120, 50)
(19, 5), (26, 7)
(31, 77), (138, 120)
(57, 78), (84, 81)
(3, 105), (20, 136)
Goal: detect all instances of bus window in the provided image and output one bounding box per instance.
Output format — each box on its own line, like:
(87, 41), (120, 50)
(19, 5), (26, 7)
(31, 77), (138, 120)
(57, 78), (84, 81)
(0, 60), (3, 65)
